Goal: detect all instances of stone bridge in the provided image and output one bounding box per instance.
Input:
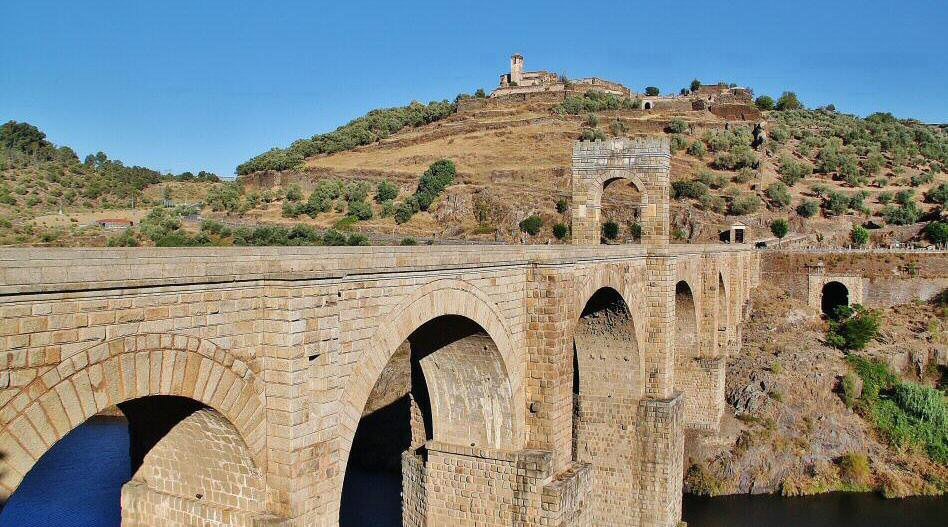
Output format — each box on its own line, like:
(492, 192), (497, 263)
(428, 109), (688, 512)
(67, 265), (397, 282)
(0, 138), (759, 526)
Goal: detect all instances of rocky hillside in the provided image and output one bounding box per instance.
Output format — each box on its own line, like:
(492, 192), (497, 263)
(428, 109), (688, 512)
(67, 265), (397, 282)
(237, 92), (948, 246)
(685, 279), (947, 498)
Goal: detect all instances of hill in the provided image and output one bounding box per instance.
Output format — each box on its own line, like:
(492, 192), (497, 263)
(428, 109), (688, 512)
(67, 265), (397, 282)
(0, 121), (221, 246)
(236, 91), (948, 246)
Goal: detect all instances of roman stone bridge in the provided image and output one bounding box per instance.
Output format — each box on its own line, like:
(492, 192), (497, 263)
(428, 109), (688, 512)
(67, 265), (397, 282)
(0, 138), (759, 526)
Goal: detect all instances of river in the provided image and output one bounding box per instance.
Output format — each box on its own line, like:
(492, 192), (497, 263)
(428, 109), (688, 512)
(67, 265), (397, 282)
(1, 418), (944, 526)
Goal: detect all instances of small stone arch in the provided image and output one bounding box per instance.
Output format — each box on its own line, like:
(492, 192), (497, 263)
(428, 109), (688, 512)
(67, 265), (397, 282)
(643, 101), (653, 110)
(821, 281), (850, 317)
(570, 137), (670, 246)
(0, 334), (268, 498)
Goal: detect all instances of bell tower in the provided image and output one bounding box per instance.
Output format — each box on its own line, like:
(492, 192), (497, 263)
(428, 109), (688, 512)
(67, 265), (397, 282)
(510, 53), (524, 85)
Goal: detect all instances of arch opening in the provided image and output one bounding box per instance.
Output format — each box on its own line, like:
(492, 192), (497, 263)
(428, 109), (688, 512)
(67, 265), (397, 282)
(644, 101), (653, 110)
(571, 286), (643, 523)
(340, 314), (515, 527)
(717, 273), (729, 355)
(1, 395), (263, 526)
(676, 281), (698, 354)
(600, 177), (644, 245)
(822, 281), (850, 318)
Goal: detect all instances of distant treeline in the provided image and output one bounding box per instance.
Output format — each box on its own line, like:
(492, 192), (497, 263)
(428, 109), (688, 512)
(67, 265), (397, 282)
(236, 99), (457, 176)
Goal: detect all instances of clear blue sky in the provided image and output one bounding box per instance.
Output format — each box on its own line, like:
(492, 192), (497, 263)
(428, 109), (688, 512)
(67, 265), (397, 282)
(2, 1), (946, 177)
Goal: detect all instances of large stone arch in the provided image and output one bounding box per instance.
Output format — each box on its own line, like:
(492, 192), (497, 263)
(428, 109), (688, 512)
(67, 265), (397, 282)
(570, 137), (671, 246)
(340, 279), (524, 454)
(0, 334), (268, 498)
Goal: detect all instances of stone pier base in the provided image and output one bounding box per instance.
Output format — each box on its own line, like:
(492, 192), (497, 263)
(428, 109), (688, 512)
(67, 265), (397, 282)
(402, 442), (592, 526)
(674, 355), (727, 432)
(637, 394), (684, 527)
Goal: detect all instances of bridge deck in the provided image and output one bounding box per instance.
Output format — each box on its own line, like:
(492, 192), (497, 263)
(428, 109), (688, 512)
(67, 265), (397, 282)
(0, 244), (753, 296)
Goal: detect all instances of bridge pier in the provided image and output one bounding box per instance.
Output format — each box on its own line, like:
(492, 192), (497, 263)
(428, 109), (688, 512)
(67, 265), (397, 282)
(402, 441), (592, 526)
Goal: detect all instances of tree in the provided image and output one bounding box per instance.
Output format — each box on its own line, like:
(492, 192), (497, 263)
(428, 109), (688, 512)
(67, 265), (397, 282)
(645, 86), (660, 96)
(690, 79), (701, 93)
(850, 224), (869, 247)
(770, 218), (789, 240)
(923, 221), (948, 245)
(755, 95), (775, 111)
(775, 91), (803, 111)
(602, 221), (620, 240)
(375, 180), (398, 202)
(796, 199), (819, 218)
(556, 198), (568, 214)
(766, 182), (792, 208)
(552, 223), (568, 240)
(519, 215), (543, 236)
(474, 88), (487, 98)
(347, 200), (373, 220)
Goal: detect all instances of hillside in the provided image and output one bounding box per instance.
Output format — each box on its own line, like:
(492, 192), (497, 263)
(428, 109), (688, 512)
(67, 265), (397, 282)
(0, 121), (221, 246)
(237, 92), (948, 246)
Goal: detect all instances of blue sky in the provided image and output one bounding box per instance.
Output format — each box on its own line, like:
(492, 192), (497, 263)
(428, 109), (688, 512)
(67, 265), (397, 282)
(2, 0), (946, 177)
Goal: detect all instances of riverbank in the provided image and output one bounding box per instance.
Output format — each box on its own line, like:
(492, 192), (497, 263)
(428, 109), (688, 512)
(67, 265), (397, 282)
(685, 282), (947, 498)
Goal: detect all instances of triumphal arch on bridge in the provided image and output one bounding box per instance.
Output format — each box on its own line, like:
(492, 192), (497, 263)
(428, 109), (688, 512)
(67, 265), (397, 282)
(0, 137), (758, 526)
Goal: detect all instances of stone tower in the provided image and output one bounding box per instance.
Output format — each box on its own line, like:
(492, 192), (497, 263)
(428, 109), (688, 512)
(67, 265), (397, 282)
(510, 53), (524, 85)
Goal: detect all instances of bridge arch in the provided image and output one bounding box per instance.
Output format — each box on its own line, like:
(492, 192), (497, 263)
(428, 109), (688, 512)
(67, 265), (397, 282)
(338, 280), (522, 525)
(0, 334), (268, 499)
(821, 281), (850, 318)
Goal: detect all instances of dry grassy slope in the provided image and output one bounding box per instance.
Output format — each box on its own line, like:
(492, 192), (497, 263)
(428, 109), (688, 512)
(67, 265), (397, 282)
(241, 100), (946, 244)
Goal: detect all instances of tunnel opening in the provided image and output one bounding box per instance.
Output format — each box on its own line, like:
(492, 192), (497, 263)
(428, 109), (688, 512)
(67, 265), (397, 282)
(340, 314), (513, 527)
(0, 395), (242, 527)
(600, 178), (643, 245)
(821, 281), (850, 319)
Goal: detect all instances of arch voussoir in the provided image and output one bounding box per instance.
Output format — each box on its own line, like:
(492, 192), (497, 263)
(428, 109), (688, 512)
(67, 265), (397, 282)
(0, 333), (268, 499)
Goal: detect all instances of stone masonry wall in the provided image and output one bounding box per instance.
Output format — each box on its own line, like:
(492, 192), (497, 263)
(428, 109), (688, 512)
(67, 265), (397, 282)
(0, 244), (757, 527)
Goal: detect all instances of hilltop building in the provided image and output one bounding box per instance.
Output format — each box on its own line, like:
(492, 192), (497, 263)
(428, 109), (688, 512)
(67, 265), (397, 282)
(491, 53), (630, 98)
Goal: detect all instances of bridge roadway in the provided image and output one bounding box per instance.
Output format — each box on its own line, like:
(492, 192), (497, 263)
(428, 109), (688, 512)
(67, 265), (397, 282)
(0, 243), (758, 527)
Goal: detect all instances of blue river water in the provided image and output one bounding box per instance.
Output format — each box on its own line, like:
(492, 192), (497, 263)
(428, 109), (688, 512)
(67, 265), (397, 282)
(1, 418), (944, 526)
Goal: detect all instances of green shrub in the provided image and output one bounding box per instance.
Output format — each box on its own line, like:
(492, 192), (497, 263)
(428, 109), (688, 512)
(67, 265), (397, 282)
(797, 199), (819, 218)
(766, 182), (792, 208)
(877, 192), (893, 205)
(584, 113), (600, 128)
(519, 215), (543, 236)
(375, 180), (398, 202)
(687, 140), (707, 157)
(629, 223), (643, 240)
(826, 304), (880, 350)
(346, 233), (369, 246)
(107, 229), (138, 247)
(347, 200), (373, 220)
(321, 229), (347, 246)
(394, 200), (415, 224)
(580, 128), (608, 142)
(284, 184), (303, 202)
(667, 119), (688, 134)
(399, 237), (418, 246)
(911, 172), (935, 187)
(778, 155), (813, 186)
(695, 170), (727, 189)
(713, 145), (757, 170)
(684, 462), (726, 496)
(729, 193), (762, 215)
(699, 194), (726, 214)
(847, 356), (948, 464)
(732, 167), (756, 184)
(880, 203), (921, 225)
(553, 90), (640, 114)
(925, 183), (948, 206)
(672, 180), (708, 200)
(602, 220), (619, 240)
(824, 192), (851, 216)
(669, 134), (688, 152)
(552, 223), (568, 240)
(556, 198), (569, 214)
